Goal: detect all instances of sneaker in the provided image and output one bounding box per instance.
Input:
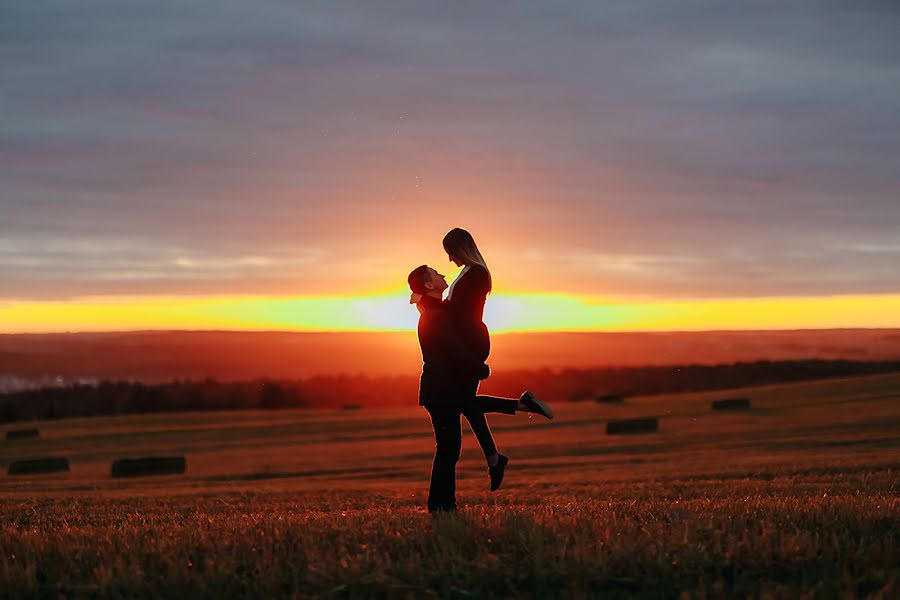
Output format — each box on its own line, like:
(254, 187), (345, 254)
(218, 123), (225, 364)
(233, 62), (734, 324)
(488, 453), (508, 492)
(521, 391), (554, 420)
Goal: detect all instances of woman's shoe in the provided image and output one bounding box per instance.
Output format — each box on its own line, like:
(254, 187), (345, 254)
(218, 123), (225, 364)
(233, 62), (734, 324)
(489, 454), (508, 492)
(521, 391), (554, 419)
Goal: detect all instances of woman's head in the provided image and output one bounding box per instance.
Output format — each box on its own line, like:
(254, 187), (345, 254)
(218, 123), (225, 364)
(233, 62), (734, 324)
(442, 227), (488, 270)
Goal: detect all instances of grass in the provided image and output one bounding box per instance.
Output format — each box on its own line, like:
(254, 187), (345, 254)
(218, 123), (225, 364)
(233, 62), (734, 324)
(1, 372), (899, 598)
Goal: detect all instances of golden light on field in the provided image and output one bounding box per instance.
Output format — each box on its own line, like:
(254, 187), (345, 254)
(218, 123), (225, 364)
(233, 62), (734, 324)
(3, 292), (900, 333)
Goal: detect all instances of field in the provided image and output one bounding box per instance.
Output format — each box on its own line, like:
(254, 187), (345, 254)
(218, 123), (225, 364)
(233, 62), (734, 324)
(1, 373), (899, 598)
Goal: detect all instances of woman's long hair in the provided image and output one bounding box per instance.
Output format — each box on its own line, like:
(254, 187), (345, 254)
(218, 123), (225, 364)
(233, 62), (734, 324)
(442, 227), (492, 290)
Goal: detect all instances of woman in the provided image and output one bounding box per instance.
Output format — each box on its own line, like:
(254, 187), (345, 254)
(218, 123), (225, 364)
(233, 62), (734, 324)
(442, 227), (491, 361)
(441, 227), (554, 490)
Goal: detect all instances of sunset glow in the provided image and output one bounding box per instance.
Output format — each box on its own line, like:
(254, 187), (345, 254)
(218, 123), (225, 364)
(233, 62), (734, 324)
(4, 292), (900, 334)
(5, 2), (900, 336)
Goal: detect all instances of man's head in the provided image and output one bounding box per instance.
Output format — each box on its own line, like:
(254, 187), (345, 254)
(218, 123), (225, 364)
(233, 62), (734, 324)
(408, 265), (448, 298)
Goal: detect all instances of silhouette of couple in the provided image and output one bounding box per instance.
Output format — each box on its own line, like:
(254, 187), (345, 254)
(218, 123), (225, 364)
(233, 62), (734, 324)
(408, 228), (554, 513)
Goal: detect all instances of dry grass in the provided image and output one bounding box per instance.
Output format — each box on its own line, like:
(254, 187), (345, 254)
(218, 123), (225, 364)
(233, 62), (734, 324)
(1, 373), (899, 598)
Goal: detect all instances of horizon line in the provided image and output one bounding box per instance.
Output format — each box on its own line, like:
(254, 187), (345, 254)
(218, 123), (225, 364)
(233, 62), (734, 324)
(3, 291), (900, 333)
(2, 325), (900, 337)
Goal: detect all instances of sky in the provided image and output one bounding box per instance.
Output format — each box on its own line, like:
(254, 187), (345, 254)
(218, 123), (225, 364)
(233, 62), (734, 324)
(3, 1), (900, 332)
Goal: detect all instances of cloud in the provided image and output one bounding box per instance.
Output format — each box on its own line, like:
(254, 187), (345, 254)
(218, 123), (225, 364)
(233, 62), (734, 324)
(2, 0), (899, 300)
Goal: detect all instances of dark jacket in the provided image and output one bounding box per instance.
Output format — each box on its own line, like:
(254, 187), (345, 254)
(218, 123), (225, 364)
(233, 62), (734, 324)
(416, 295), (490, 408)
(445, 263), (491, 362)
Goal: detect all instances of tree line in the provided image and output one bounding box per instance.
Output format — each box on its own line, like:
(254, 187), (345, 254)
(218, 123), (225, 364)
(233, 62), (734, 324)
(2, 359), (899, 423)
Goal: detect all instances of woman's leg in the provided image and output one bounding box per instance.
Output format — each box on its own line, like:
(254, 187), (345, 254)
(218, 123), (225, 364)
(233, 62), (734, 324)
(474, 394), (518, 415)
(460, 398), (499, 460)
(462, 392), (544, 461)
(475, 391), (553, 418)
(460, 400), (509, 489)
(454, 381), (501, 465)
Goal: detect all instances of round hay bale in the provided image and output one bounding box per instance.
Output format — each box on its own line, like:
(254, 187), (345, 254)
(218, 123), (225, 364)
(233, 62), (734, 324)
(5, 428), (39, 440)
(595, 394), (625, 404)
(8, 457), (69, 475)
(606, 417), (658, 435)
(711, 397), (751, 411)
(111, 456), (186, 478)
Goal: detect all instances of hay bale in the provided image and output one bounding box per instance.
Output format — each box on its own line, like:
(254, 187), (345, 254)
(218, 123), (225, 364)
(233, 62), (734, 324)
(5, 428), (39, 440)
(8, 457), (69, 475)
(111, 456), (186, 478)
(595, 394), (624, 404)
(711, 397), (751, 411)
(606, 417), (658, 435)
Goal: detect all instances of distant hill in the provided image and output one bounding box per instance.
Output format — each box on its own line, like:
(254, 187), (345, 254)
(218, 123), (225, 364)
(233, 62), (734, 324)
(1, 329), (899, 390)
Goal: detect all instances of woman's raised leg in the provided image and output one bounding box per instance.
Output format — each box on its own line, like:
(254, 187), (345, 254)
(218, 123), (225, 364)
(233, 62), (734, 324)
(475, 390), (554, 419)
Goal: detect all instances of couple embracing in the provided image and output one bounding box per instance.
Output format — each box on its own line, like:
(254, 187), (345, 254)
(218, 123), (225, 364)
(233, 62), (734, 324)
(408, 228), (553, 513)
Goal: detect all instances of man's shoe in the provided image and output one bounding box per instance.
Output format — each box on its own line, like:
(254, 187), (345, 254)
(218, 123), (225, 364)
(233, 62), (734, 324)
(521, 391), (554, 419)
(489, 454), (508, 492)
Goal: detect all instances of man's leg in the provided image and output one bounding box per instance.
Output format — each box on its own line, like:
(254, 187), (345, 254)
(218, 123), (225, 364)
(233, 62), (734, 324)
(426, 406), (462, 512)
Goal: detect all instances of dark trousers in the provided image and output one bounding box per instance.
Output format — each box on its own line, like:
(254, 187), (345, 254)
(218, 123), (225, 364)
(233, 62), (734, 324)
(425, 404), (462, 512)
(424, 391), (518, 512)
(465, 394), (518, 457)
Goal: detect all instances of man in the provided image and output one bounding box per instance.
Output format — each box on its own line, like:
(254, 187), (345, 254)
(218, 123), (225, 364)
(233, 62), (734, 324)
(408, 264), (493, 513)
